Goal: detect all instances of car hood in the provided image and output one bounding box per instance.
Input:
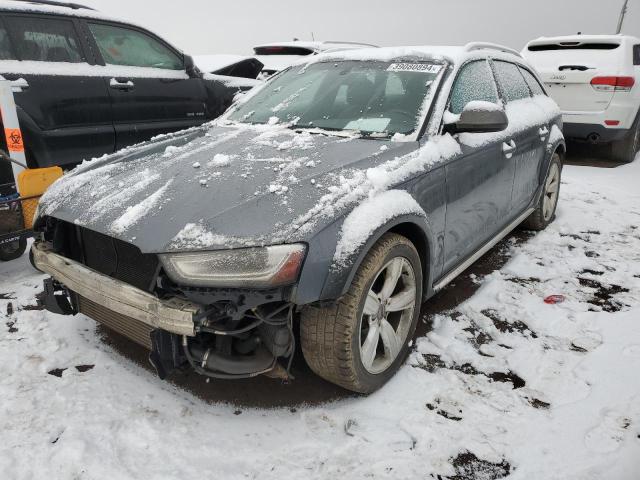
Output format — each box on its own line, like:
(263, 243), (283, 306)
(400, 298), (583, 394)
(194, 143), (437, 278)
(39, 124), (419, 253)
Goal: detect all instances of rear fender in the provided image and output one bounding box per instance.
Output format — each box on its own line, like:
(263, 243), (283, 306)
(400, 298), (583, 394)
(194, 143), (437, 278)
(534, 120), (565, 204)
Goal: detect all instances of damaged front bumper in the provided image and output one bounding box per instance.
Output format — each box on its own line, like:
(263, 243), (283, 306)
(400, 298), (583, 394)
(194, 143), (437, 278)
(32, 242), (198, 336)
(32, 241), (294, 382)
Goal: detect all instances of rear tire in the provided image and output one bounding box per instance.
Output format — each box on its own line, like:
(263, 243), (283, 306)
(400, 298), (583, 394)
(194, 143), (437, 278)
(300, 233), (422, 393)
(611, 117), (640, 163)
(522, 152), (562, 231)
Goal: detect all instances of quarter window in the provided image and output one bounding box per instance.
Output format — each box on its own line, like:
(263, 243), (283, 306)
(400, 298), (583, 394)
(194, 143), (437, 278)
(89, 23), (183, 70)
(493, 61), (531, 103)
(0, 24), (16, 60)
(6, 16), (83, 63)
(634, 45), (640, 66)
(519, 67), (545, 96)
(449, 60), (499, 114)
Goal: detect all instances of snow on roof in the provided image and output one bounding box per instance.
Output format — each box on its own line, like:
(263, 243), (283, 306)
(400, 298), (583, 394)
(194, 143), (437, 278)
(0, 0), (181, 51)
(298, 44), (520, 67)
(254, 40), (376, 53)
(0, 0), (122, 21)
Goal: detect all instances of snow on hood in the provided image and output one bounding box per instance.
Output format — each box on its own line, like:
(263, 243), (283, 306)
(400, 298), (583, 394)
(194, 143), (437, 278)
(39, 123), (425, 253)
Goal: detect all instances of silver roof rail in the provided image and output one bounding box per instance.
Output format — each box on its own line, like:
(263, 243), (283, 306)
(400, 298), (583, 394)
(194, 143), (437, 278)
(464, 42), (522, 58)
(323, 41), (379, 48)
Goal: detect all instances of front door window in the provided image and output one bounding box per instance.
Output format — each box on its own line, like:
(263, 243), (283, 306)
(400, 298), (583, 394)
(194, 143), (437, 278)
(88, 23), (182, 70)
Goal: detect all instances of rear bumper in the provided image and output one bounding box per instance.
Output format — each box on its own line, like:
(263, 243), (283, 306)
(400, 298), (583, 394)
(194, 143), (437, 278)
(562, 101), (639, 138)
(32, 242), (198, 336)
(563, 122), (630, 143)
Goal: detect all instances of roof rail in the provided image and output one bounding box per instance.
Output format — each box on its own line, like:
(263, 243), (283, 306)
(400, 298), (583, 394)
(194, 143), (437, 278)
(464, 42), (522, 58)
(323, 41), (379, 48)
(8, 0), (95, 10)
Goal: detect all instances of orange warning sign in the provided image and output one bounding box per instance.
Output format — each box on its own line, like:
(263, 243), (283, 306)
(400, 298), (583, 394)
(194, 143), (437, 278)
(5, 128), (24, 153)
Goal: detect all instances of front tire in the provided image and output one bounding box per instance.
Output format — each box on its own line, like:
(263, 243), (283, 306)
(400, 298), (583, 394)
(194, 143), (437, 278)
(300, 233), (422, 393)
(522, 152), (562, 231)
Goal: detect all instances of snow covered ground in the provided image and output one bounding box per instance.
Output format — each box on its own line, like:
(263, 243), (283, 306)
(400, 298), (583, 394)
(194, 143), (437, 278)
(1, 155), (639, 479)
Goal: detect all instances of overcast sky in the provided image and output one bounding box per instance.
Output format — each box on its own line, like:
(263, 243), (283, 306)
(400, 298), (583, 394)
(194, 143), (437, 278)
(81, 0), (639, 55)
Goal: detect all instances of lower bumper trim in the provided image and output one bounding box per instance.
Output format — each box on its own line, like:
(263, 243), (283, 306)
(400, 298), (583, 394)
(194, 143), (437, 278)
(33, 242), (197, 336)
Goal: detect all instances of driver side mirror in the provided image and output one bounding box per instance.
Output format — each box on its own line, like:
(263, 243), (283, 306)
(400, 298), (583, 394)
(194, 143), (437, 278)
(184, 54), (202, 79)
(445, 101), (508, 134)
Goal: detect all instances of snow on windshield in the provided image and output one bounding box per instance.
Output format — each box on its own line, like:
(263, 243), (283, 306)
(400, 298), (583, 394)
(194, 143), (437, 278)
(228, 60), (443, 137)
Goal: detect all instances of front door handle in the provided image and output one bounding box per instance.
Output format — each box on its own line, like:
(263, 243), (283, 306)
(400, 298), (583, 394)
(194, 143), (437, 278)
(110, 78), (135, 91)
(502, 140), (517, 158)
(538, 126), (549, 141)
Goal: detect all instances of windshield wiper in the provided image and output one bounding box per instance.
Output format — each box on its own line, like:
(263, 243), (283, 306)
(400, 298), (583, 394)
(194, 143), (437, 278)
(287, 125), (358, 138)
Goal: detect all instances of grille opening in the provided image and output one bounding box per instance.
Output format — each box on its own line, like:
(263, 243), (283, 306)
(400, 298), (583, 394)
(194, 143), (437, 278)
(78, 227), (159, 292)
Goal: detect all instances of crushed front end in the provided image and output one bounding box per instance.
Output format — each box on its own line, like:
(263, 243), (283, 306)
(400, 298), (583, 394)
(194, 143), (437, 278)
(33, 217), (304, 382)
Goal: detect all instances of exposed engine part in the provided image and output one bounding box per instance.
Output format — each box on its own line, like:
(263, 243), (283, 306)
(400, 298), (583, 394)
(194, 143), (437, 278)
(235, 335), (261, 355)
(183, 336), (276, 379)
(181, 302), (296, 380)
(258, 323), (292, 358)
(263, 362), (293, 381)
(149, 329), (185, 380)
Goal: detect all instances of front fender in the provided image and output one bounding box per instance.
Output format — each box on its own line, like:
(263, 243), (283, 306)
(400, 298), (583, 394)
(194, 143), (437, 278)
(292, 191), (436, 305)
(327, 213), (434, 301)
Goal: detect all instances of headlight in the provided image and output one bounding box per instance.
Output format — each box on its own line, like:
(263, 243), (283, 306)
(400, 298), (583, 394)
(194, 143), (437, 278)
(159, 244), (306, 288)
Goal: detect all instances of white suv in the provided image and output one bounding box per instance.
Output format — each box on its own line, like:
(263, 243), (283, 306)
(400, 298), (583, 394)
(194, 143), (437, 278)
(523, 35), (640, 162)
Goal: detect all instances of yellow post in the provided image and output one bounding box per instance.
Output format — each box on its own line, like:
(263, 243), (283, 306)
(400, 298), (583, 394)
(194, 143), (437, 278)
(17, 167), (63, 229)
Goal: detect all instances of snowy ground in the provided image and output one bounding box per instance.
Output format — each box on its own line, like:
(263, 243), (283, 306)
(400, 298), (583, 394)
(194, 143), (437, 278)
(1, 154), (639, 480)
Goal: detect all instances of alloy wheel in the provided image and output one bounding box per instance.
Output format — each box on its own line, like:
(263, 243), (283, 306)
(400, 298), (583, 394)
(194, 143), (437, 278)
(543, 163), (560, 221)
(359, 257), (417, 374)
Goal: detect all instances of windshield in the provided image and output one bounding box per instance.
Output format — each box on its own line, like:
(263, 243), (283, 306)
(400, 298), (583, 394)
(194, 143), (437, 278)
(228, 60), (443, 137)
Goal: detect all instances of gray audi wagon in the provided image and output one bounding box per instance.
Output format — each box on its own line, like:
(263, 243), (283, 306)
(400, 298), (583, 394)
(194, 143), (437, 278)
(34, 42), (565, 393)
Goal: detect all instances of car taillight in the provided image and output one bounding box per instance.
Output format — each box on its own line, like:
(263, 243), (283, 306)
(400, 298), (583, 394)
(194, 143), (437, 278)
(591, 76), (635, 92)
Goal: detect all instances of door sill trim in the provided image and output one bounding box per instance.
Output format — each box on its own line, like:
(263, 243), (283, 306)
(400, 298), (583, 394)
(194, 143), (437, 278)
(433, 208), (535, 292)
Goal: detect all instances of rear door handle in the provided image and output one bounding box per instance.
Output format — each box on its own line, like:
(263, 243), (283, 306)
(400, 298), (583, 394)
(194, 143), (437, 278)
(539, 126), (549, 141)
(110, 78), (135, 91)
(502, 140), (517, 158)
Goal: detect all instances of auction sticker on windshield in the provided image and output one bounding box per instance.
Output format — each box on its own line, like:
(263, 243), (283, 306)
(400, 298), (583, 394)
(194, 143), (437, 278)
(387, 63), (442, 73)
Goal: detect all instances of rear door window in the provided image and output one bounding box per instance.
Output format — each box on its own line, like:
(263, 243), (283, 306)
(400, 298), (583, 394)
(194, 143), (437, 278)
(634, 45), (640, 66)
(519, 67), (545, 96)
(0, 23), (16, 60)
(449, 60), (499, 114)
(6, 16), (83, 62)
(493, 61), (531, 103)
(88, 23), (183, 70)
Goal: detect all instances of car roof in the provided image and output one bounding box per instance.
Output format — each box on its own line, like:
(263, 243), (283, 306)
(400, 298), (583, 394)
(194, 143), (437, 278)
(526, 34), (640, 48)
(0, 0), (131, 23)
(304, 42), (523, 66)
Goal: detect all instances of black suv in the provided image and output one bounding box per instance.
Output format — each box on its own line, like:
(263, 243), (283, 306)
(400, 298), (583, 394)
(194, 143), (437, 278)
(0, 0), (250, 176)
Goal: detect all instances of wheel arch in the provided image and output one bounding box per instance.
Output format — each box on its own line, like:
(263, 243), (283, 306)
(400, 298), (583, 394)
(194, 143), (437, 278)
(319, 214), (435, 302)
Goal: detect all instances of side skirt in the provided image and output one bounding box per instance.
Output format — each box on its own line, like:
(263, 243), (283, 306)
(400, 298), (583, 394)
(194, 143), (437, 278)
(433, 207), (535, 292)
